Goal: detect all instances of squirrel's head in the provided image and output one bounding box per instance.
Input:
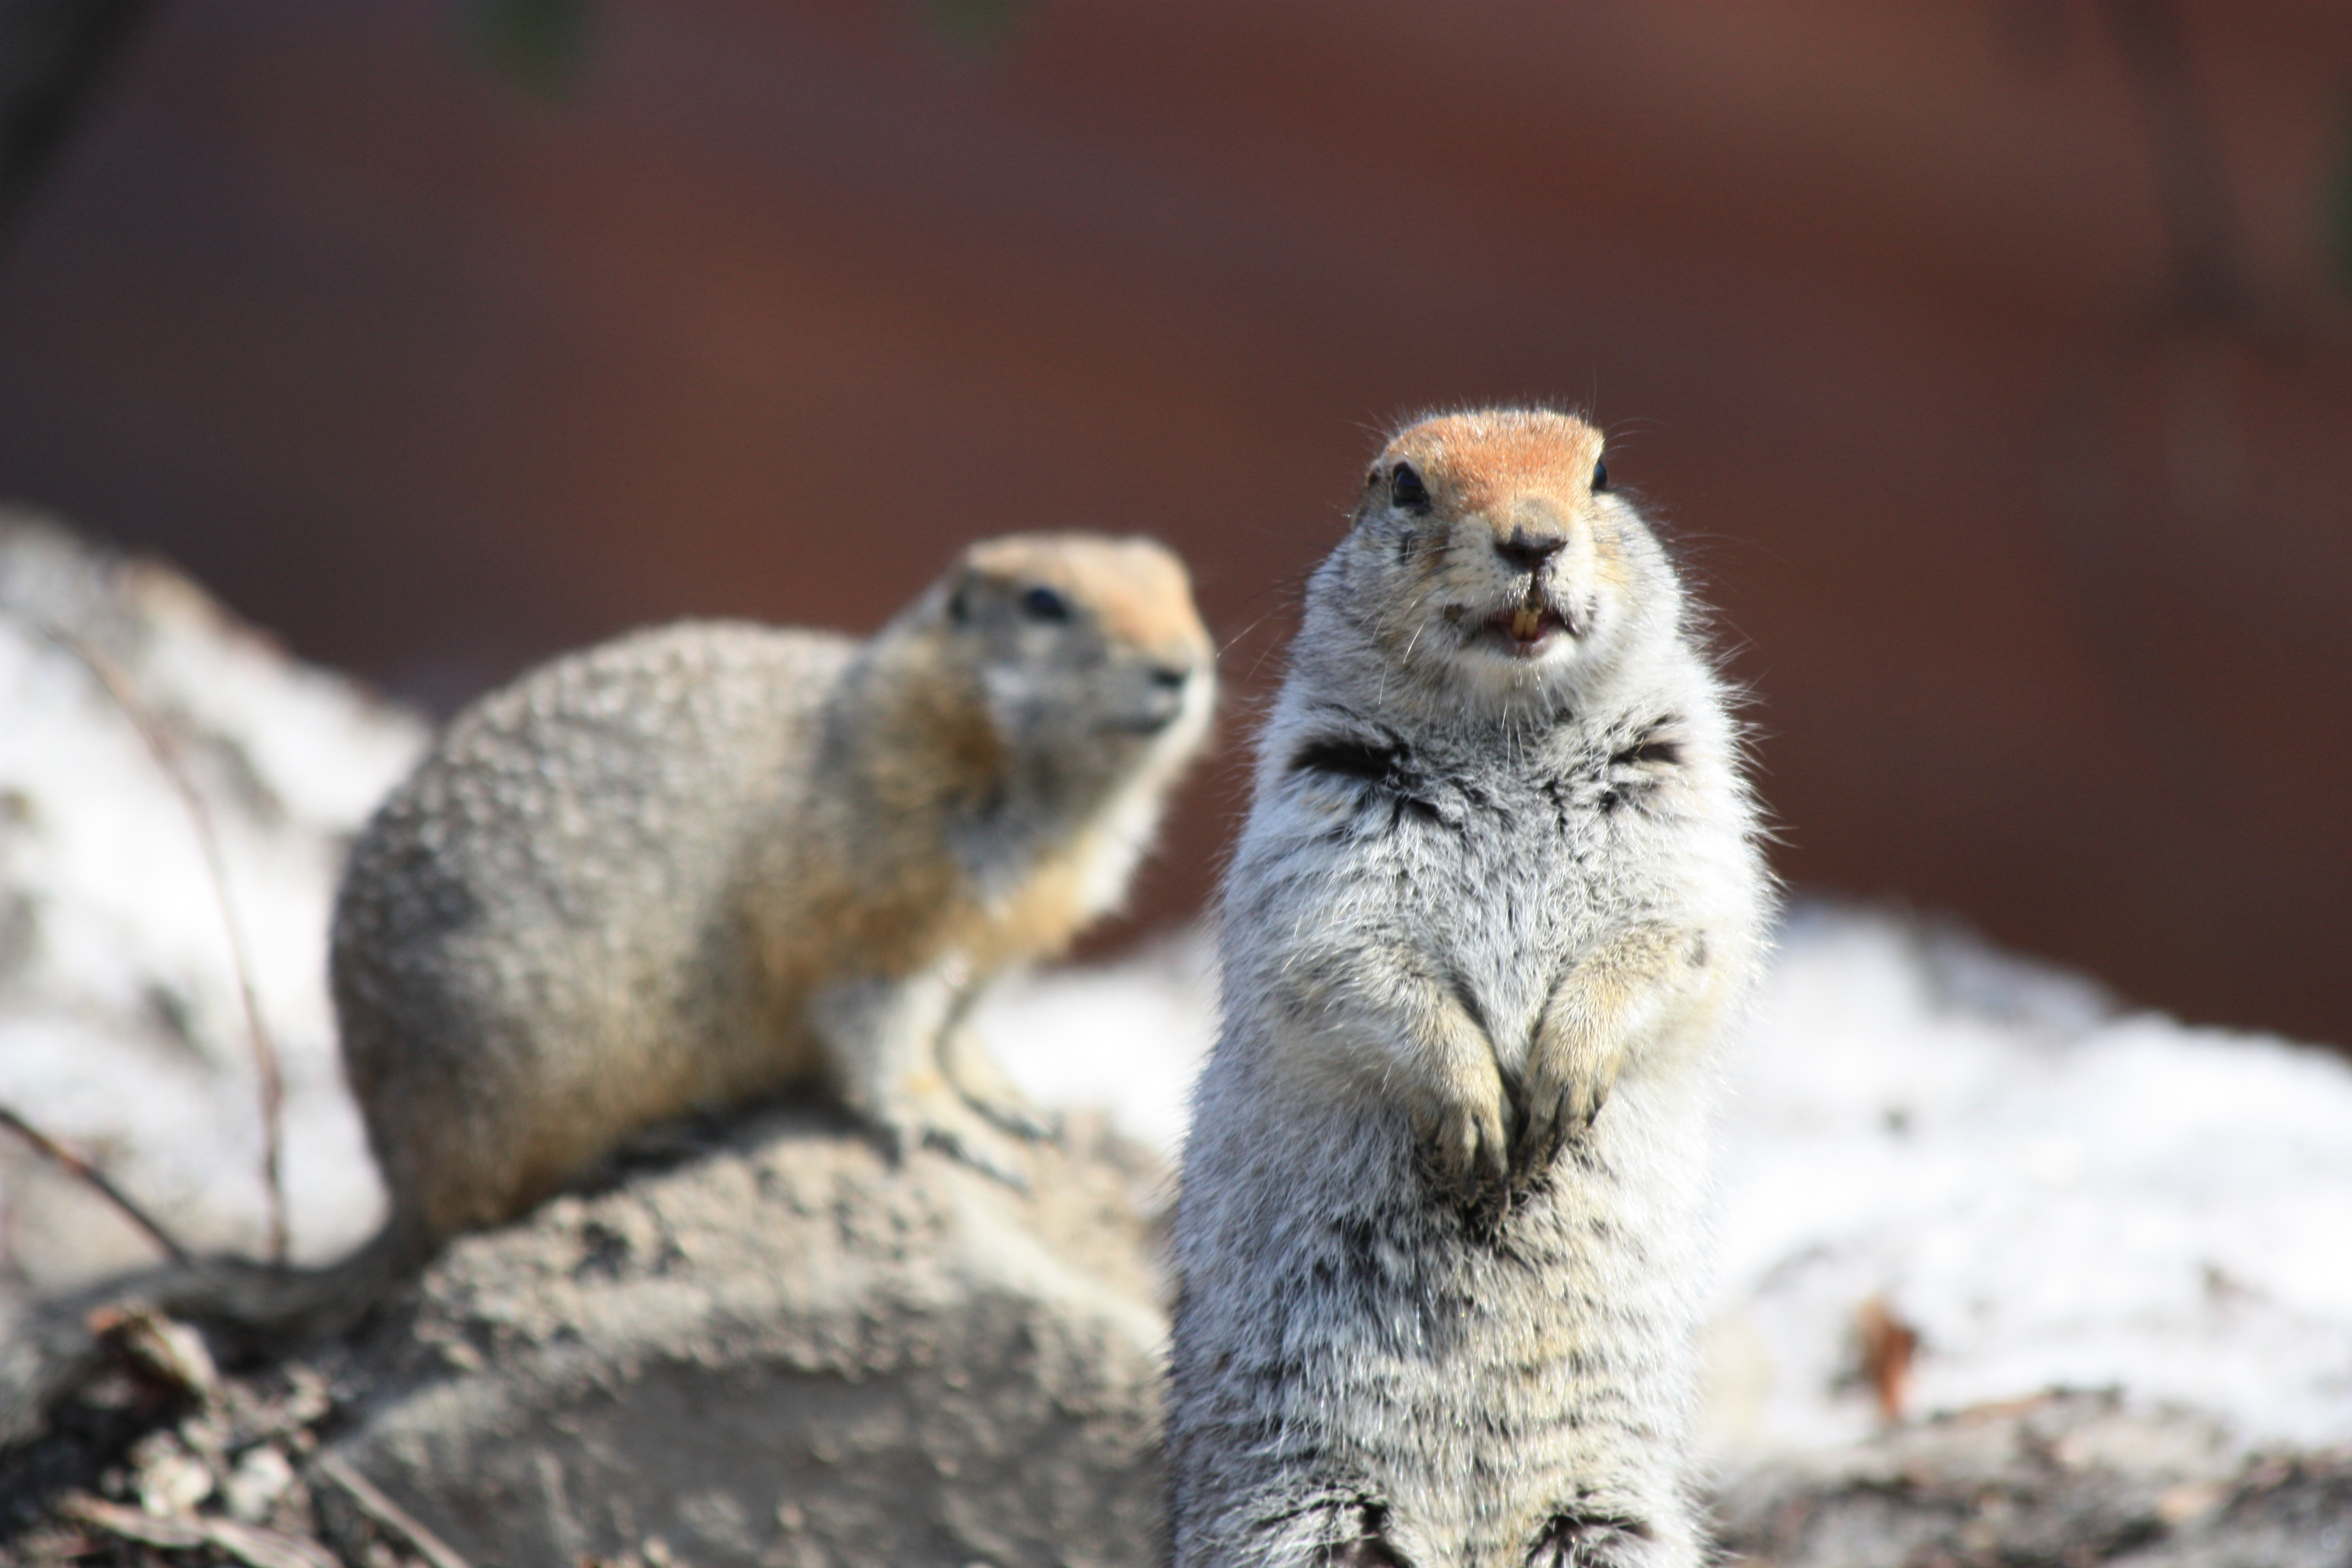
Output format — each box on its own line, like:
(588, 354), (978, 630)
(1324, 407), (1678, 716)
(921, 532), (1216, 791)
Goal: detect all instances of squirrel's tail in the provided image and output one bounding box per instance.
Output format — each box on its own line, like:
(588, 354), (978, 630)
(0, 1224), (418, 1449)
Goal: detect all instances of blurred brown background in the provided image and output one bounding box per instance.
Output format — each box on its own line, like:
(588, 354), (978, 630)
(1, 1), (2346, 1043)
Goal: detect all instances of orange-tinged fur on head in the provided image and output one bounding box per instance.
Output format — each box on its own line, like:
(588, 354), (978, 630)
(944, 537), (1214, 966)
(1371, 407), (1608, 533)
(960, 533), (1212, 672)
(763, 531), (1215, 996)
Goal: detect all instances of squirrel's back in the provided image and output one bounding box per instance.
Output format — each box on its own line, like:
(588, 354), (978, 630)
(333, 621), (857, 1245)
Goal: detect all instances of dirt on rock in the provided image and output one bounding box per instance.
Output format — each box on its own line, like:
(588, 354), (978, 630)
(9, 1105), (2352, 1568)
(4, 1105), (1174, 1568)
(1714, 1391), (2352, 1568)
(329, 1103), (1170, 1568)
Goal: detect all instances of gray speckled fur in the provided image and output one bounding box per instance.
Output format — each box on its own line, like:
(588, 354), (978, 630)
(331, 622), (855, 1250)
(1168, 411), (1769, 1568)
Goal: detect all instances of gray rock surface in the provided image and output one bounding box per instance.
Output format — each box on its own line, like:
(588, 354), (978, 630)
(1714, 1391), (2352, 1568)
(324, 1106), (1171, 1568)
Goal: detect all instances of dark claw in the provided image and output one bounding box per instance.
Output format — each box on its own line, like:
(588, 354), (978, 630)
(1529, 1511), (1652, 1567)
(984, 1101), (1060, 1144)
(929, 1130), (1031, 1193)
(1511, 1097), (1560, 1186)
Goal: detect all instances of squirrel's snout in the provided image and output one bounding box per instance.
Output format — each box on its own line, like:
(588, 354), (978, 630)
(1495, 527), (1566, 574)
(1117, 658), (1205, 734)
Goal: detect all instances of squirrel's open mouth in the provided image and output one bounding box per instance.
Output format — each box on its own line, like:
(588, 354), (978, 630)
(1483, 598), (1571, 658)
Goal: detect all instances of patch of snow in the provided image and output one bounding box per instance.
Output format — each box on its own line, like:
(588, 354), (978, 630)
(0, 516), (416, 1279)
(976, 933), (1218, 1163)
(1708, 905), (2352, 1456)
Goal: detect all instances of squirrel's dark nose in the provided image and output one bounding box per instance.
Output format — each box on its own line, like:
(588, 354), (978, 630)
(1496, 529), (1566, 573)
(1126, 662), (1196, 734)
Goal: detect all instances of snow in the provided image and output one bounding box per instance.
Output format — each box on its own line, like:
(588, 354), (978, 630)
(1706, 907), (2352, 1455)
(0, 516), (419, 1274)
(977, 935), (1219, 1163)
(5, 511), (2349, 1460)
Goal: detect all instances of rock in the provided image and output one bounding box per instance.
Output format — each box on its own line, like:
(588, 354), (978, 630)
(324, 1106), (1170, 1568)
(1713, 1391), (2352, 1568)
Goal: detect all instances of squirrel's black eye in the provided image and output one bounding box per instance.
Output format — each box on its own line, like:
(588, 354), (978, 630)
(1019, 584), (1071, 622)
(1591, 458), (1610, 493)
(1390, 461), (1430, 513)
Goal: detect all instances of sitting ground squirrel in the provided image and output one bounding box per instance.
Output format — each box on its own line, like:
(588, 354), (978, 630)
(1166, 410), (1768, 1567)
(327, 530), (1214, 1289)
(7, 533), (1213, 1395)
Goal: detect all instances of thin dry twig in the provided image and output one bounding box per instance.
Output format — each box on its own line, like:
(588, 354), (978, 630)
(311, 1451), (477, 1568)
(41, 623), (290, 1263)
(62, 1493), (340, 1568)
(0, 1104), (190, 1264)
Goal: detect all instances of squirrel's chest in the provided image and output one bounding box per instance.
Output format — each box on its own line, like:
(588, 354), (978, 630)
(1272, 737), (1646, 1013)
(1402, 779), (1597, 1020)
(1287, 729), (1624, 872)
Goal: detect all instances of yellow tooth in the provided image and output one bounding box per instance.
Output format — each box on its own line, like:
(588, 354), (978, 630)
(1512, 605), (1543, 641)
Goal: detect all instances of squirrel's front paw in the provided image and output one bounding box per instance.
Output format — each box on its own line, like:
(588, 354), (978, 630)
(1512, 1026), (1627, 1184)
(1404, 1058), (1510, 1201)
(1527, 1511), (1663, 1568)
(963, 1084), (1059, 1144)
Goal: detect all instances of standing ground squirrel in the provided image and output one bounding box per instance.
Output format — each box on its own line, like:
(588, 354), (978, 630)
(1166, 410), (1768, 1567)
